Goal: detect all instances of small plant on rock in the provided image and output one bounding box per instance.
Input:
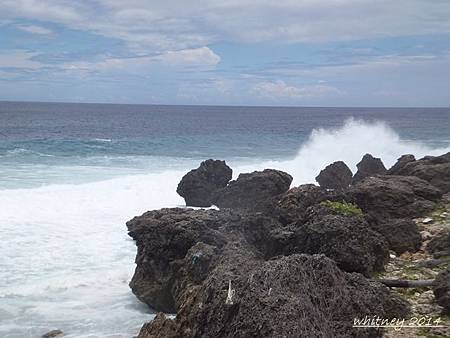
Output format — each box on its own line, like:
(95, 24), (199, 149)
(320, 200), (363, 217)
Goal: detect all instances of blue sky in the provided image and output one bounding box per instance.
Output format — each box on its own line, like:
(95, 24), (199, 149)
(1, 0), (450, 106)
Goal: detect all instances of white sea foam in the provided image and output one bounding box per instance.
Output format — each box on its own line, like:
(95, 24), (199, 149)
(0, 119), (449, 337)
(233, 119), (450, 185)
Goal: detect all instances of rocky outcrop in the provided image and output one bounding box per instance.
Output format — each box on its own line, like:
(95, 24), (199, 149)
(137, 254), (409, 338)
(433, 267), (450, 311)
(41, 330), (63, 338)
(213, 169), (292, 211)
(352, 153), (387, 183)
(371, 218), (422, 255)
(387, 154), (416, 175)
(350, 175), (442, 221)
(137, 313), (177, 338)
(393, 152), (450, 193)
(127, 155), (450, 338)
(127, 208), (281, 312)
(177, 159), (232, 207)
(269, 205), (389, 276)
(315, 161), (353, 189)
(272, 184), (329, 224)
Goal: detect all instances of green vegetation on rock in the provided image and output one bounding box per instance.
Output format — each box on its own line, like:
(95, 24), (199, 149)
(320, 200), (363, 216)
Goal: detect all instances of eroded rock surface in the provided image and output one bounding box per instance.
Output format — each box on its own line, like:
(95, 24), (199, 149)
(315, 160), (353, 189)
(352, 153), (387, 183)
(213, 169), (292, 211)
(350, 175), (442, 221)
(177, 159), (232, 207)
(393, 152), (450, 193)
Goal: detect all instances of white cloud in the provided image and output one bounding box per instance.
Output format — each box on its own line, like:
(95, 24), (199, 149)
(253, 80), (343, 99)
(1, 0), (450, 51)
(61, 47), (220, 73)
(16, 24), (54, 35)
(154, 47), (220, 66)
(0, 50), (43, 69)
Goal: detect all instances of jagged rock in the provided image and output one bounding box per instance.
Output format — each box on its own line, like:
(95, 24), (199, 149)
(137, 313), (177, 338)
(213, 169), (292, 211)
(315, 161), (353, 189)
(127, 208), (278, 313)
(176, 159), (232, 207)
(387, 154), (416, 175)
(394, 152), (450, 193)
(433, 267), (450, 311)
(352, 153), (387, 183)
(371, 218), (422, 255)
(268, 205), (389, 276)
(426, 231), (450, 255)
(272, 184), (349, 225)
(272, 184), (329, 224)
(41, 330), (63, 338)
(137, 254), (409, 338)
(350, 175), (442, 221)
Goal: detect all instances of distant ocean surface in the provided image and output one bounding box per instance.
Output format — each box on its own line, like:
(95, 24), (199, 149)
(1, 101), (450, 338)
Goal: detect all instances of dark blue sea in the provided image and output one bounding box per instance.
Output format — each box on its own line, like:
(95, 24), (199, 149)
(1, 101), (449, 337)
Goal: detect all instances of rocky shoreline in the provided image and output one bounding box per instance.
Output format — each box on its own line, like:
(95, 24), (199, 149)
(127, 152), (450, 338)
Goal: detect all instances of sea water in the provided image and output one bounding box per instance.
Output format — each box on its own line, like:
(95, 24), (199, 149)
(1, 102), (449, 337)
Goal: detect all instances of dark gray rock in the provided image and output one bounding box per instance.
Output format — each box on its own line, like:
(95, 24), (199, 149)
(433, 267), (450, 311)
(387, 154), (416, 175)
(41, 330), (63, 338)
(269, 205), (389, 276)
(126, 208), (278, 313)
(350, 175), (442, 221)
(213, 169), (292, 211)
(426, 231), (450, 255)
(137, 254), (409, 338)
(176, 159), (232, 207)
(272, 184), (329, 225)
(393, 152), (450, 193)
(371, 218), (422, 255)
(315, 161), (353, 189)
(352, 153), (387, 184)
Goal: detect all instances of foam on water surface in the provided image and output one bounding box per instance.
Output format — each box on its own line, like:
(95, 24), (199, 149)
(0, 119), (449, 337)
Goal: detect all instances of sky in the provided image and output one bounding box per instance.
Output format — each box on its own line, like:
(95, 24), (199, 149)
(0, 0), (450, 106)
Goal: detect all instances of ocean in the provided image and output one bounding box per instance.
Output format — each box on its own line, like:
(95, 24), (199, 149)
(1, 101), (450, 338)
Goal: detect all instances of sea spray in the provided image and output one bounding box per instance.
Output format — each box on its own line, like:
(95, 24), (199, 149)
(232, 119), (450, 185)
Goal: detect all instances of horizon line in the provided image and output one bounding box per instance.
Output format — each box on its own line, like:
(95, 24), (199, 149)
(1, 100), (450, 110)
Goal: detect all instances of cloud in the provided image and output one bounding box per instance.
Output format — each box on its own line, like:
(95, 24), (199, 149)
(0, 50), (43, 69)
(1, 1), (450, 51)
(253, 80), (343, 99)
(61, 47), (220, 73)
(154, 47), (220, 66)
(16, 24), (54, 35)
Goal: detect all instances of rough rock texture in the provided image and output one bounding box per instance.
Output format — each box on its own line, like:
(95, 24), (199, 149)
(426, 231), (450, 255)
(269, 205), (389, 276)
(213, 169), (292, 211)
(41, 330), (64, 338)
(126, 157), (450, 338)
(393, 152), (450, 193)
(137, 254), (409, 338)
(352, 153), (387, 184)
(433, 267), (450, 311)
(315, 161), (353, 189)
(176, 159), (232, 207)
(126, 208), (278, 312)
(272, 184), (329, 224)
(371, 218), (422, 255)
(387, 154), (416, 175)
(137, 313), (177, 338)
(350, 175), (442, 221)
